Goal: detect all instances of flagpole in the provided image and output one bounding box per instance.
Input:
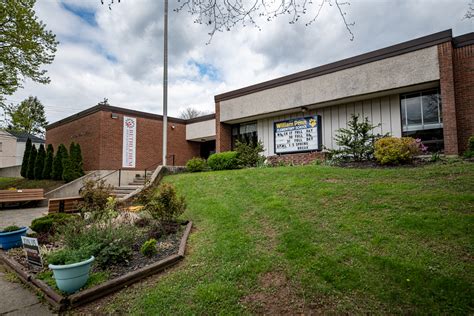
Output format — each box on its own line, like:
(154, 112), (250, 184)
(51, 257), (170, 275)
(162, 0), (168, 166)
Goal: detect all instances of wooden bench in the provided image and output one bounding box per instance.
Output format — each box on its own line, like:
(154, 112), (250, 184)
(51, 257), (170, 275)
(0, 189), (45, 207)
(48, 196), (83, 214)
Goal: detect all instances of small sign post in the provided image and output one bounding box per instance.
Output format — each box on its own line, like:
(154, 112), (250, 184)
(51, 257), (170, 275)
(21, 236), (43, 270)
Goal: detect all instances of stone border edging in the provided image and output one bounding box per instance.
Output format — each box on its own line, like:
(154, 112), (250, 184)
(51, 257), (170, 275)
(0, 221), (193, 311)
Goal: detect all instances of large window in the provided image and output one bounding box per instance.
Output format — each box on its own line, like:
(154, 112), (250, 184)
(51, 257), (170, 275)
(401, 90), (444, 151)
(231, 122), (257, 149)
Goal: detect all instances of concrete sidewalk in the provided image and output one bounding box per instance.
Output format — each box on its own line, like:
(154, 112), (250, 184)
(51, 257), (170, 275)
(0, 207), (47, 228)
(0, 266), (54, 315)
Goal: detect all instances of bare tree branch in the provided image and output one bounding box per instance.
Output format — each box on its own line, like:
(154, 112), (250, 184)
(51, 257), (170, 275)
(464, 0), (473, 19)
(174, 0), (354, 44)
(179, 106), (207, 119)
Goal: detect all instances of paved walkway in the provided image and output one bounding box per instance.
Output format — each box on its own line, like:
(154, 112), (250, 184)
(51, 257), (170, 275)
(0, 206), (48, 228)
(1, 207), (53, 315)
(0, 266), (54, 315)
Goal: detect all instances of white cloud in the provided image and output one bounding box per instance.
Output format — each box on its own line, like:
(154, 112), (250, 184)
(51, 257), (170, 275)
(9, 0), (473, 124)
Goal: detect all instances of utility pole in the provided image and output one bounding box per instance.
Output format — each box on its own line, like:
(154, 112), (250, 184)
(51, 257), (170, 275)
(162, 0), (168, 166)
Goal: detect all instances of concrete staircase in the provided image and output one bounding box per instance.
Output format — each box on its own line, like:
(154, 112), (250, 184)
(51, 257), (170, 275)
(110, 172), (152, 199)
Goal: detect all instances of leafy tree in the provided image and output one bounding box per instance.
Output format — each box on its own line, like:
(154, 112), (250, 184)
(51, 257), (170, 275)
(26, 145), (37, 179)
(235, 140), (265, 167)
(52, 144), (67, 180)
(42, 144), (54, 179)
(34, 144), (46, 179)
(2, 96), (48, 136)
(0, 0), (58, 105)
(20, 138), (32, 178)
(327, 114), (386, 162)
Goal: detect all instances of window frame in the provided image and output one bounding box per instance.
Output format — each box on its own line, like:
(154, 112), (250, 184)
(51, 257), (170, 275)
(400, 89), (442, 132)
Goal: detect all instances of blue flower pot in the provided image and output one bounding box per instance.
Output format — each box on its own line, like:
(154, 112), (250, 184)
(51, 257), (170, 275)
(49, 256), (95, 294)
(0, 227), (28, 250)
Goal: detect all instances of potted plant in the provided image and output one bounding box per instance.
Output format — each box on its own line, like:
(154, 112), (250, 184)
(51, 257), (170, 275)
(0, 225), (28, 250)
(47, 249), (95, 294)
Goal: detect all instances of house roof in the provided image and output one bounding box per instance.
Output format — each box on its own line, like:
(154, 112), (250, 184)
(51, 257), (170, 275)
(7, 131), (45, 143)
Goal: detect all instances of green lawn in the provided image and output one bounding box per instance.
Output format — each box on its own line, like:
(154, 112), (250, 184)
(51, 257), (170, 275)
(104, 162), (473, 314)
(0, 177), (64, 192)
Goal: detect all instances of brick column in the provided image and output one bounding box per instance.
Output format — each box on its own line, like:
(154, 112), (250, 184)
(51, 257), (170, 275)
(438, 42), (459, 155)
(215, 101), (232, 152)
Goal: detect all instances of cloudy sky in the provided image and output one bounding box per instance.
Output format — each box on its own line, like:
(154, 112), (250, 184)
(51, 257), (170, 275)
(8, 0), (473, 123)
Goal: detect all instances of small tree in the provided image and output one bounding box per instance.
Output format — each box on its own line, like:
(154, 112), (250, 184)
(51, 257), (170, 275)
(146, 183), (186, 223)
(34, 144), (46, 179)
(20, 138), (32, 178)
(327, 114), (385, 162)
(70, 142), (84, 177)
(52, 144), (66, 180)
(26, 145), (37, 179)
(61, 146), (74, 182)
(235, 140), (265, 167)
(42, 144), (54, 179)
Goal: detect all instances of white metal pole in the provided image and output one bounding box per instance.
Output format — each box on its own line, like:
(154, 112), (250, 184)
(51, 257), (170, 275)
(162, 0), (168, 166)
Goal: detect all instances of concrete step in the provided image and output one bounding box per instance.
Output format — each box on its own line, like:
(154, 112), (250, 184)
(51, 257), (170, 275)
(111, 193), (127, 198)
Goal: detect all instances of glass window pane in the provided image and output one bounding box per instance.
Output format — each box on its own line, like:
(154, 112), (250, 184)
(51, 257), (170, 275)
(422, 92), (440, 124)
(405, 95), (422, 126)
(401, 97), (407, 127)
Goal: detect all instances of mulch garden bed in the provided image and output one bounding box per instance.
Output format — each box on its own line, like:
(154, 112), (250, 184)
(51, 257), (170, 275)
(0, 220), (193, 311)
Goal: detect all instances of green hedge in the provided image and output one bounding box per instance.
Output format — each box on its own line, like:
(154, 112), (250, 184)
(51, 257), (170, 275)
(207, 151), (239, 171)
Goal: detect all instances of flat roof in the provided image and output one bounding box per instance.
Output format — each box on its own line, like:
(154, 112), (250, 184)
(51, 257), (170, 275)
(214, 29), (472, 102)
(46, 104), (215, 130)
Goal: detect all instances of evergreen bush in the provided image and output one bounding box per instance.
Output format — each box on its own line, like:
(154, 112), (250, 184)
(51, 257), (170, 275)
(26, 145), (37, 179)
(52, 144), (66, 180)
(327, 114), (385, 162)
(61, 147), (75, 182)
(20, 138), (32, 178)
(42, 144), (54, 179)
(73, 143), (85, 176)
(463, 136), (474, 158)
(235, 140), (265, 167)
(146, 183), (186, 223)
(34, 144), (46, 179)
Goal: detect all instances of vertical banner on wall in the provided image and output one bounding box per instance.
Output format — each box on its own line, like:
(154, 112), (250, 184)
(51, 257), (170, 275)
(122, 116), (137, 168)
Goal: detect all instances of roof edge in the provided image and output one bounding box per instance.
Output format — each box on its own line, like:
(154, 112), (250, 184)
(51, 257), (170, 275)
(453, 32), (474, 48)
(46, 104), (215, 130)
(214, 29), (453, 102)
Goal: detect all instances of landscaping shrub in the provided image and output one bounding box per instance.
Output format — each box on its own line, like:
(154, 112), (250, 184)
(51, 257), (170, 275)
(374, 137), (420, 165)
(140, 239), (157, 257)
(20, 138), (32, 178)
(34, 144), (46, 180)
(52, 144), (67, 180)
(46, 247), (92, 265)
(327, 114), (385, 162)
(77, 179), (113, 216)
(59, 217), (137, 268)
(146, 183), (186, 223)
(42, 144), (54, 179)
(2, 225), (21, 232)
(235, 140), (265, 167)
(186, 157), (207, 172)
(30, 213), (75, 234)
(463, 135), (474, 158)
(26, 145), (37, 179)
(207, 151), (239, 170)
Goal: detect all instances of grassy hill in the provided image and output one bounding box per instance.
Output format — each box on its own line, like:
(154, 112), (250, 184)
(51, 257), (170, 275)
(103, 162), (473, 314)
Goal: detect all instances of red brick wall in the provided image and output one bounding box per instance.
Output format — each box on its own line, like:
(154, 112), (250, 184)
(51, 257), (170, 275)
(46, 111), (103, 170)
(267, 152), (326, 166)
(215, 102), (232, 152)
(453, 44), (474, 152)
(46, 109), (200, 171)
(438, 42), (459, 155)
